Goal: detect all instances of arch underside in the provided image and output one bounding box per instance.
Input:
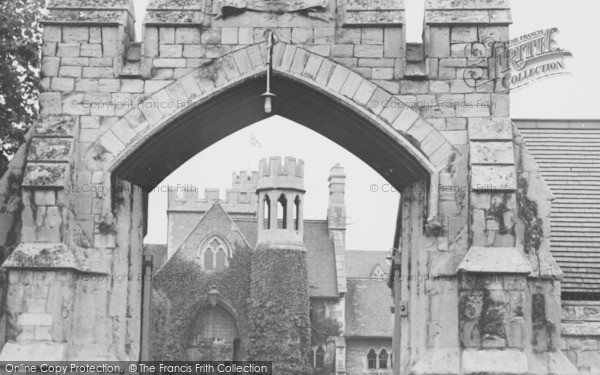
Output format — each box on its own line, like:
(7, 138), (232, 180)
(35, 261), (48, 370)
(114, 74), (430, 191)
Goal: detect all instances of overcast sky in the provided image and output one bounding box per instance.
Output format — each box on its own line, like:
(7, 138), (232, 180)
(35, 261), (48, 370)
(137, 0), (600, 249)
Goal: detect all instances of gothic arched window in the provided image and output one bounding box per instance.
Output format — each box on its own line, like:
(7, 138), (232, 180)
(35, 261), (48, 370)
(367, 348), (377, 369)
(277, 194), (287, 229)
(378, 348), (389, 369)
(199, 236), (231, 272)
(315, 345), (325, 369)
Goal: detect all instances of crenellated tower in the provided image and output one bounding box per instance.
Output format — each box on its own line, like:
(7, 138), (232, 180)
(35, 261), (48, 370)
(248, 156), (311, 374)
(256, 157), (305, 250)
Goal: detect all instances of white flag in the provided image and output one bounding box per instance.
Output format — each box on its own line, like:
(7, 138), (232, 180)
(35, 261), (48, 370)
(249, 132), (262, 148)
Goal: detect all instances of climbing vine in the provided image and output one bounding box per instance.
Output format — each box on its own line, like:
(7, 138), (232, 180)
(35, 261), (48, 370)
(150, 244), (252, 360)
(246, 247), (312, 375)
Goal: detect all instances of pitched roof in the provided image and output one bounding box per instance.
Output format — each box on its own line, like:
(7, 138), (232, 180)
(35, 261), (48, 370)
(233, 218), (339, 298)
(516, 120), (600, 293)
(345, 279), (393, 337)
(145, 243), (168, 270)
(345, 250), (390, 279)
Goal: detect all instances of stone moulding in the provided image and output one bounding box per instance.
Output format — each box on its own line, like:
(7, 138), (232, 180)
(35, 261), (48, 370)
(3, 243), (110, 274)
(457, 246), (532, 274)
(144, 11), (206, 26)
(215, 0), (330, 18)
(42, 10), (130, 26)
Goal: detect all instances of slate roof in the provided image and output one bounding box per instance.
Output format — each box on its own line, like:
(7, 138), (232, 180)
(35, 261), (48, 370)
(345, 250), (390, 279)
(516, 120), (600, 293)
(145, 243), (168, 270)
(233, 218), (339, 298)
(345, 279), (394, 337)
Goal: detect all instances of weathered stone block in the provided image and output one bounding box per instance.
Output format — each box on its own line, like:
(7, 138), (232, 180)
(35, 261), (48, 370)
(98, 79), (120, 92)
(400, 80), (429, 94)
(82, 67), (114, 79)
(36, 115), (76, 136)
(428, 27), (450, 58)
(89, 27), (101, 44)
(43, 26), (61, 43)
(60, 58), (88, 69)
(292, 28), (313, 44)
(471, 165), (516, 191)
(452, 27), (478, 43)
(326, 65), (351, 93)
(354, 45), (384, 58)
(159, 27), (175, 44)
(62, 26), (89, 43)
(41, 42), (57, 57)
(345, 10), (404, 25)
(153, 58), (187, 68)
(39, 93), (63, 115)
(362, 28), (384, 44)
(160, 45), (183, 58)
(336, 29), (361, 44)
(221, 28), (238, 44)
(314, 28), (335, 44)
(78, 44), (101, 58)
(235, 27), (253, 44)
(58, 66), (82, 78)
(470, 141), (514, 164)
(372, 68), (394, 80)
(383, 27), (402, 58)
(42, 58), (61, 77)
(175, 28), (201, 44)
(469, 117), (512, 140)
(29, 138), (71, 162)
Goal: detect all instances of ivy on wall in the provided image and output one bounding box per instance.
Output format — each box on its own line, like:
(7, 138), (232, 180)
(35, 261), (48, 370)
(150, 244), (252, 360)
(150, 243), (317, 375)
(246, 247), (312, 375)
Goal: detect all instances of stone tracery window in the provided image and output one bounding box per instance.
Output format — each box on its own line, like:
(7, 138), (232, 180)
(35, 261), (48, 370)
(367, 348), (377, 369)
(366, 348), (391, 370)
(378, 348), (389, 369)
(199, 236), (232, 272)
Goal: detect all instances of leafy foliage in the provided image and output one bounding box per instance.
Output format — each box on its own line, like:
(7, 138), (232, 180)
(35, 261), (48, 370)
(246, 247), (312, 375)
(0, 0), (44, 176)
(310, 313), (341, 347)
(150, 244), (315, 374)
(150, 244), (252, 360)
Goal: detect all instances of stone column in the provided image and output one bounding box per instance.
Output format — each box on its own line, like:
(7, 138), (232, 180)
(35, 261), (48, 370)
(0, 0), (138, 361)
(394, 0), (579, 373)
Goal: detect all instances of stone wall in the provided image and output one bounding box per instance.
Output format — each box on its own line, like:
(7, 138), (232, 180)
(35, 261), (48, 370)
(562, 301), (600, 375)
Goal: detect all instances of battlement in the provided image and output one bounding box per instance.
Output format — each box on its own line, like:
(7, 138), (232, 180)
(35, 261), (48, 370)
(232, 171), (259, 191)
(168, 187), (258, 216)
(257, 157), (304, 191)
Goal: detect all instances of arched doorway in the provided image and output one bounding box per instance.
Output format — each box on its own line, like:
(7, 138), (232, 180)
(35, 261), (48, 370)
(186, 305), (240, 361)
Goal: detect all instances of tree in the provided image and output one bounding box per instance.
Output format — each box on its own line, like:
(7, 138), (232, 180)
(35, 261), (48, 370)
(0, 0), (44, 177)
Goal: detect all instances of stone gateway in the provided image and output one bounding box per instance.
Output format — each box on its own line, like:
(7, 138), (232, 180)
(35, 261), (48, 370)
(0, 0), (589, 374)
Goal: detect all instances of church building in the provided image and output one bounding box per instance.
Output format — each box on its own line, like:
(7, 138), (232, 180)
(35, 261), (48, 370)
(149, 157), (394, 374)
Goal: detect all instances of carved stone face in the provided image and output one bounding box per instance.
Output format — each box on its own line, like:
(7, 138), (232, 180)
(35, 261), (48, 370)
(462, 290), (484, 320)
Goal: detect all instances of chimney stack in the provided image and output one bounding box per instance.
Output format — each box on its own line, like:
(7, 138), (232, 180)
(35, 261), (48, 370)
(328, 163), (346, 231)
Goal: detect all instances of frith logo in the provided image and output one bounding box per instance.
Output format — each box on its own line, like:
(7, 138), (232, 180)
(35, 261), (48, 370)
(463, 27), (573, 92)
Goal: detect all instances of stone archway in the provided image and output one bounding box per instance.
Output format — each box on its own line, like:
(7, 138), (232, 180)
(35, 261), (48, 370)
(0, 0), (577, 374)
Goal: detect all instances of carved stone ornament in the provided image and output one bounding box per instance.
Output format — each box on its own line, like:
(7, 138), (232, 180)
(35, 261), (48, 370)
(214, 0), (333, 21)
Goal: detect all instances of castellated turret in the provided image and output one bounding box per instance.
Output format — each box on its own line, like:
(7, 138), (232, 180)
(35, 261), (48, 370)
(256, 157), (306, 250)
(249, 157), (311, 370)
(167, 170), (258, 217)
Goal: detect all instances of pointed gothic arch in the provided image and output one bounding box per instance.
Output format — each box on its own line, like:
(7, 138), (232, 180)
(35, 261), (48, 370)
(83, 42), (456, 225)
